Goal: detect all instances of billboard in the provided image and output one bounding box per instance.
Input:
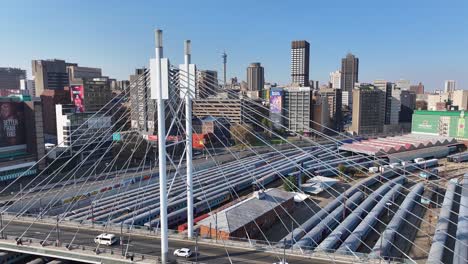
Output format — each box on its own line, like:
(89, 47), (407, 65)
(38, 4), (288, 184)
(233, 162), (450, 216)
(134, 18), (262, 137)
(270, 89), (283, 114)
(0, 102), (25, 147)
(411, 114), (439, 135)
(71, 85), (85, 113)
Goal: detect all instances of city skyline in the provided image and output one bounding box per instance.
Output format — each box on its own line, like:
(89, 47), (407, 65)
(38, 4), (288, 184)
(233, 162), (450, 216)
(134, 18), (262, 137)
(1, 0), (468, 90)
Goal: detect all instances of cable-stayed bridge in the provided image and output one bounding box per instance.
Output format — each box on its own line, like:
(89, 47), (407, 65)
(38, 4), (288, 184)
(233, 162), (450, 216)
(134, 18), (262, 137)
(0, 30), (467, 264)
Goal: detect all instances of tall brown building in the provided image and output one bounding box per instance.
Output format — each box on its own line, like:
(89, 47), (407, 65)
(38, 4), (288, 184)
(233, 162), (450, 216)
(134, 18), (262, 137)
(291, 40), (310, 87)
(409, 82), (425, 95)
(40, 88), (71, 138)
(32, 59), (69, 96)
(351, 84), (386, 135)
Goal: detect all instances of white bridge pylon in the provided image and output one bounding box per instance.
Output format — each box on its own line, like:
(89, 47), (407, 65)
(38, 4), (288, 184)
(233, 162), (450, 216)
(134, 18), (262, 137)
(150, 29), (197, 263)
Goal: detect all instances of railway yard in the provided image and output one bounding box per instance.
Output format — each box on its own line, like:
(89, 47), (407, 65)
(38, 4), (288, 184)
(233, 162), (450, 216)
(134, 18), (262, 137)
(2, 136), (468, 263)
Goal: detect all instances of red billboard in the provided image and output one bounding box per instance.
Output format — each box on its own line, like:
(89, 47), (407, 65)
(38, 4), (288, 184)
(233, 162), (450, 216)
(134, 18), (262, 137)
(71, 85), (85, 113)
(0, 102), (25, 147)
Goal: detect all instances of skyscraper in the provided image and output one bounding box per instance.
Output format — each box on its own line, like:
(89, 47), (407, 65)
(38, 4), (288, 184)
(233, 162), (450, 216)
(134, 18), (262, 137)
(351, 84), (385, 135)
(197, 70), (218, 98)
(409, 82), (424, 94)
(340, 53), (359, 93)
(0, 67), (26, 90)
(290, 40), (310, 87)
(247, 63), (264, 91)
(444, 80), (456, 93)
(32, 59), (69, 96)
(329, 70), (341, 89)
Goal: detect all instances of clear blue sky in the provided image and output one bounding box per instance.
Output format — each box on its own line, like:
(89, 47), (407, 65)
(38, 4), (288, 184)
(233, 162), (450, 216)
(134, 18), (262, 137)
(1, 0), (467, 90)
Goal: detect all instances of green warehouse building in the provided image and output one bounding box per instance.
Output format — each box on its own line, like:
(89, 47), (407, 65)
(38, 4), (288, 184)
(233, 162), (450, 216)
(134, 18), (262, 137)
(411, 110), (468, 141)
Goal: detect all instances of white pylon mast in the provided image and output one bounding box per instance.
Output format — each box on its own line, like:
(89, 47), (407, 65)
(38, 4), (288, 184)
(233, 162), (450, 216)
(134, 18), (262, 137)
(185, 40), (194, 239)
(154, 29), (168, 264)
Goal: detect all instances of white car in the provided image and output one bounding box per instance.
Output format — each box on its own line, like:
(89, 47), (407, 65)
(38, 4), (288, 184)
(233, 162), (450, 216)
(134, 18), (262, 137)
(94, 233), (118, 246)
(173, 248), (192, 258)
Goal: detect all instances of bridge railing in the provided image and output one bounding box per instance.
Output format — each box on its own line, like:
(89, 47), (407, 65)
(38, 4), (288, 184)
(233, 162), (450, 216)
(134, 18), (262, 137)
(1, 212), (410, 263)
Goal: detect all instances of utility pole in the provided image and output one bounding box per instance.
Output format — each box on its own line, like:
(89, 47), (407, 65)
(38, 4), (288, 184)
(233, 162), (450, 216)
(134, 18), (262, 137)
(215, 213), (218, 243)
(91, 202), (94, 228)
(290, 220), (294, 254)
(153, 29), (169, 264)
(185, 40), (194, 239)
(56, 215), (60, 247)
(0, 211), (3, 239)
(120, 222), (124, 257)
(195, 231), (199, 263)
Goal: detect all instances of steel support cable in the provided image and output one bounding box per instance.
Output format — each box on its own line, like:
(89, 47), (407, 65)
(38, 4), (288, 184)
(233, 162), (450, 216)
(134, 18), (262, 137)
(193, 88), (418, 262)
(188, 70), (467, 236)
(2, 72), (154, 237)
(188, 68), (448, 184)
(173, 90), (356, 263)
(0, 70), (150, 200)
(154, 82), (313, 263)
(104, 88), (188, 255)
(15, 106), (144, 243)
(52, 80), (182, 251)
(194, 84), (460, 260)
(180, 66), (460, 196)
(96, 138), (153, 254)
(0, 71), (151, 215)
(76, 86), (186, 222)
(61, 86), (184, 226)
(7, 93), (144, 219)
(193, 84), (446, 260)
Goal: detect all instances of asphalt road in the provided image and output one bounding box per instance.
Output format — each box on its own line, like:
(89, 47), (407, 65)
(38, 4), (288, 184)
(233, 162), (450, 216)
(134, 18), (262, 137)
(2, 221), (324, 264)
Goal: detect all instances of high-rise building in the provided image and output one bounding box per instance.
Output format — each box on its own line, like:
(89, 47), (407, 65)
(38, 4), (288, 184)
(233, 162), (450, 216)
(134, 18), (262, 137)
(197, 70), (218, 98)
(67, 65), (102, 80)
(32, 59), (69, 96)
(444, 80), (456, 93)
(451, 90), (468, 110)
(396, 79), (411, 91)
(69, 77), (113, 112)
(409, 82), (424, 94)
(319, 88), (343, 131)
(311, 92), (331, 134)
(0, 67), (26, 90)
(56, 104), (113, 166)
(329, 70), (341, 89)
(340, 53), (359, 93)
(283, 87), (312, 133)
(0, 97), (45, 182)
(290, 40), (310, 87)
(399, 90), (416, 122)
(40, 88), (71, 138)
(374, 80), (400, 125)
(246, 63), (264, 92)
(351, 84), (386, 135)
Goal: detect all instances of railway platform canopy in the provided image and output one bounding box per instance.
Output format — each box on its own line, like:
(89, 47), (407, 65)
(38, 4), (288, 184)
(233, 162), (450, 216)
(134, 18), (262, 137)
(339, 134), (458, 156)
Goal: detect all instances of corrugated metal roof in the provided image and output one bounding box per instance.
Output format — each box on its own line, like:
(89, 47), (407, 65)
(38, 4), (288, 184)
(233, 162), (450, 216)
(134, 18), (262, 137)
(198, 188), (294, 233)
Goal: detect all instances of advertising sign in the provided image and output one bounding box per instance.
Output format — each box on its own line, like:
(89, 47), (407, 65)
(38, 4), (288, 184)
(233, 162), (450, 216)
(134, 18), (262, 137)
(71, 85), (85, 113)
(269, 89), (283, 114)
(0, 102), (25, 147)
(411, 114), (439, 135)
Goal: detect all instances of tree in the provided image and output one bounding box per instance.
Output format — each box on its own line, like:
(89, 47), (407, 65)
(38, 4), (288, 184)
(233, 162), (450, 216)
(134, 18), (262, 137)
(337, 164), (347, 182)
(415, 100), (428, 110)
(261, 118), (273, 139)
(283, 175), (297, 192)
(230, 124), (256, 148)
